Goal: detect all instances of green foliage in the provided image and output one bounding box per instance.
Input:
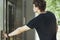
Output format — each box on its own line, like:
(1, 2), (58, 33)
(45, 0), (60, 25)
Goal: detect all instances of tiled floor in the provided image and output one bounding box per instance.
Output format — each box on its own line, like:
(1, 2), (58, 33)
(57, 25), (60, 40)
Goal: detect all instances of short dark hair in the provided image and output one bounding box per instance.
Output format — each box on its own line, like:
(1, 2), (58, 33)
(33, 0), (46, 12)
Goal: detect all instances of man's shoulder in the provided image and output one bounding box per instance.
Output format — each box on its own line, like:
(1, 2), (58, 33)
(46, 11), (54, 15)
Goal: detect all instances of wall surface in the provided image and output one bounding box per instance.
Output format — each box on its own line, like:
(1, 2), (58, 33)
(25, 0), (35, 40)
(0, 0), (3, 32)
(0, 0), (3, 40)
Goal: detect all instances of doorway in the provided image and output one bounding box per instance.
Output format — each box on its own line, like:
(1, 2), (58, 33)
(6, 1), (15, 40)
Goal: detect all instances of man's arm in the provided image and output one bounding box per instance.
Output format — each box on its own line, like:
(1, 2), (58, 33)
(6, 25), (31, 37)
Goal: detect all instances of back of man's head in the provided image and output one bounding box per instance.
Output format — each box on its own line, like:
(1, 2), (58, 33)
(33, 0), (46, 12)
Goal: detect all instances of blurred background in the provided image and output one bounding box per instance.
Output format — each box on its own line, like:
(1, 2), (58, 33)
(0, 0), (60, 40)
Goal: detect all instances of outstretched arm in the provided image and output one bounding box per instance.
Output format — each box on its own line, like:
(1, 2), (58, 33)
(4, 25), (31, 38)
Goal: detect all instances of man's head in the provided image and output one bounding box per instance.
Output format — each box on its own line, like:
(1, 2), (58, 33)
(33, 0), (46, 13)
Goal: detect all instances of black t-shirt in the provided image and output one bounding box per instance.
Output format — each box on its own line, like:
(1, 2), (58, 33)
(26, 11), (57, 40)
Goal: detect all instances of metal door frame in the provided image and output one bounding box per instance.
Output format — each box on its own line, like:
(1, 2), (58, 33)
(6, 1), (15, 40)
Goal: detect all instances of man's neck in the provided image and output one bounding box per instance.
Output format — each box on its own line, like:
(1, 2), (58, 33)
(35, 11), (46, 17)
(37, 10), (46, 14)
(35, 13), (40, 17)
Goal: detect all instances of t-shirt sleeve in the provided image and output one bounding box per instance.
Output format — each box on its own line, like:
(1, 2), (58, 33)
(26, 17), (38, 29)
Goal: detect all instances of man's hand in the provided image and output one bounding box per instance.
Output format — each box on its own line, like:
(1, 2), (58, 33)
(3, 32), (8, 38)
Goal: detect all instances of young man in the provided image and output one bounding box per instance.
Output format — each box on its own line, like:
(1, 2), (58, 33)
(4, 0), (58, 40)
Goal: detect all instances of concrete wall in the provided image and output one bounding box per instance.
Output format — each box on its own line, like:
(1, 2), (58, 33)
(0, 0), (3, 32)
(25, 0), (35, 40)
(0, 0), (3, 40)
(14, 0), (23, 40)
(14, 0), (35, 40)
(3, 0), (7, 40)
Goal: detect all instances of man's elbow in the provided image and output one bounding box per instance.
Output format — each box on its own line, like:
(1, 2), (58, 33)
(20, 25), (31, 32)
(23, 25), (31, 31)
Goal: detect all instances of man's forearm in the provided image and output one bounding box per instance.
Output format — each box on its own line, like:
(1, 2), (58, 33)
(8, 27), (22, 37)
(8, 25), (30, 37)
